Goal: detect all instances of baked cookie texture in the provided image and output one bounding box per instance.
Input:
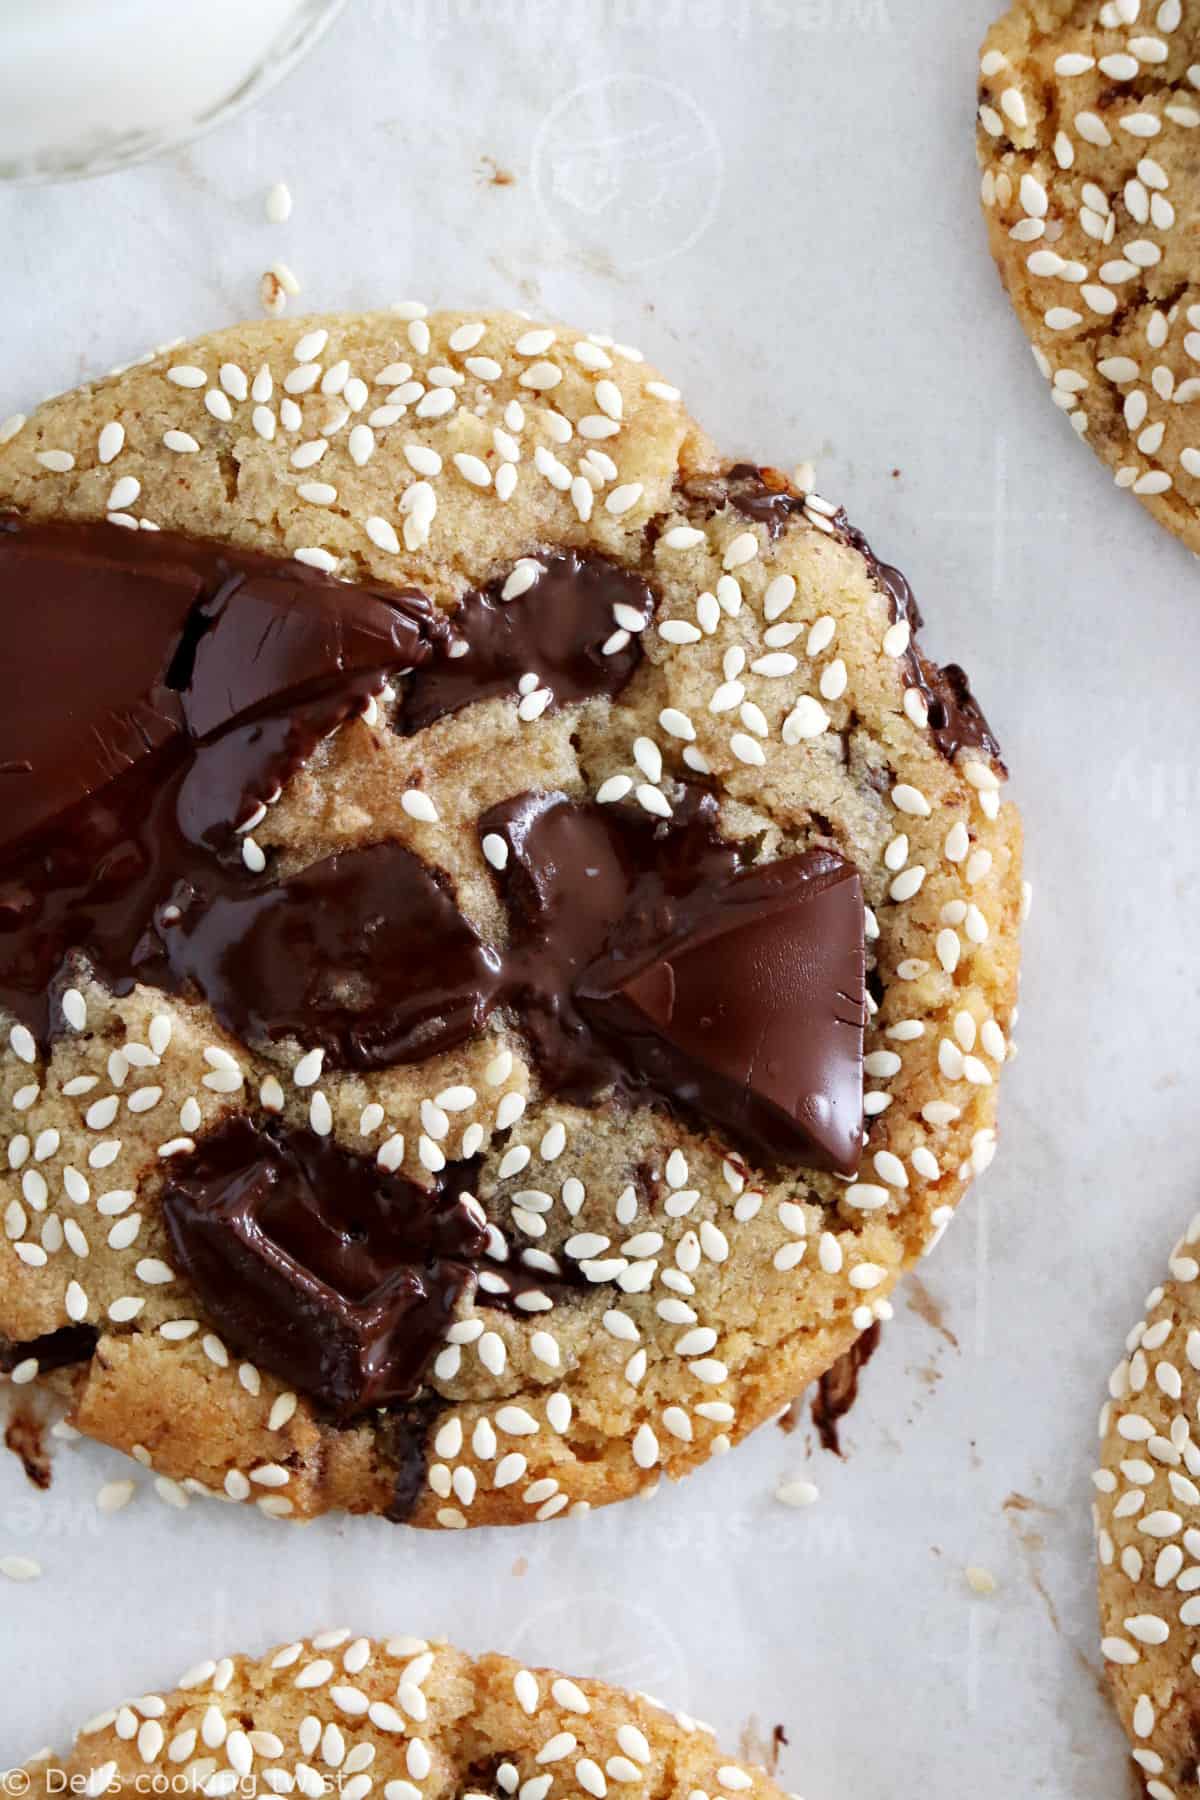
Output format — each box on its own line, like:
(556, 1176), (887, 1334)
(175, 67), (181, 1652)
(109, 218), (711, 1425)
(1096, 1212), (1200, 1800)
(0, 306), (1023, 1527)
(977, 0), (1200, 554)
(12, 1633), (789, 1800)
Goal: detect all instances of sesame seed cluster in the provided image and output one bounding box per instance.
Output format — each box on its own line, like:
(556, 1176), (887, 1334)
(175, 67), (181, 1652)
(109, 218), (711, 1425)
(1096, 1214), (1200, 1799)
(977, 0), (1200, 553)
(16, 1633), (783, 1800)
(0, 307), (1022, 1527)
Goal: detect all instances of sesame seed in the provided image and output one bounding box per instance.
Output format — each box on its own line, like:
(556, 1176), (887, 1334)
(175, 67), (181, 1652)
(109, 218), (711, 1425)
(1, 1555), (41, 1582)
(402, 790), (439, 824)
(606, 483), (644, 516)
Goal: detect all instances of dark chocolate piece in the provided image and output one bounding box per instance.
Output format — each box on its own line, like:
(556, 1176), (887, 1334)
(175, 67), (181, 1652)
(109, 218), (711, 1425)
(577, 852), (865, 1175)
(397, 549), (655, 737)
(482, 791), (866, 1172)
(0, 515), (442, 1043)
(165, 841), (502, 1070)
(161, 1117), (490, 1422)
(161, 1117), (584, 1422)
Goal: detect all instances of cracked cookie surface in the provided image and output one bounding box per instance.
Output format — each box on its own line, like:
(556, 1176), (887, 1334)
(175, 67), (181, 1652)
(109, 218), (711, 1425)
(977, 0), (1200, 554)
(0, 306), (1022, 1528)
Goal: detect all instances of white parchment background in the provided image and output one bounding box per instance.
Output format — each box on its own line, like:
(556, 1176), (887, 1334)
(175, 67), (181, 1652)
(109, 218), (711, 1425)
(2, 3), (1198, 1794)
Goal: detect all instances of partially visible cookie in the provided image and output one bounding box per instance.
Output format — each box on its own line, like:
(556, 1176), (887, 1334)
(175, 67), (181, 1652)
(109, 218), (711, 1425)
(977, 0), (1200, 554)
(12, 1632), (794, 1800)
(1095, 1210), (1200, 1799)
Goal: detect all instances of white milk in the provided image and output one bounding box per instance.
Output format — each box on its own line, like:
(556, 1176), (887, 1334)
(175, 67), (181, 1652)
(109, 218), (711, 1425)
(0, 0), (345, 180)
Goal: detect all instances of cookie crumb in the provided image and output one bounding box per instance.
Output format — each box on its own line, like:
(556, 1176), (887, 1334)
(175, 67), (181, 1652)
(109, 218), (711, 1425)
(965, 1564), (997, 1595)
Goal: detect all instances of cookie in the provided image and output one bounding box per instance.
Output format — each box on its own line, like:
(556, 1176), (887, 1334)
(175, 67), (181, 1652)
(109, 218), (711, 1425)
(12, 1631), (791, 1800)
(1095, 1210), (1200, 1799)
(977, 0), (1200, 554)
(0, 305), (1023, 1528)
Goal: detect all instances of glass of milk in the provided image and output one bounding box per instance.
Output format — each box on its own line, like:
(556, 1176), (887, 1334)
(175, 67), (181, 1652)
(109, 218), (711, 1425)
(0, 0), (347, 182)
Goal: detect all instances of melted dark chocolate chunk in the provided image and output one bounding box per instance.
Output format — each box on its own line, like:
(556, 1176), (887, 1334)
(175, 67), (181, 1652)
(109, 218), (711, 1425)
(161, 1117), (490, 1422)
(161, 1117), (585, 1422)
(682, 463), (806, 542)
(381, 1396), (445, 1522)
(680, 465), (1004, 770)
(397, 550), (656, 737)
(577, 852), (865, 1175)
(485, 792), (865, 1174)
(0, 515), (442, 1043)
(166, 841), (501, 1070)
(482, 786), (745, 1101)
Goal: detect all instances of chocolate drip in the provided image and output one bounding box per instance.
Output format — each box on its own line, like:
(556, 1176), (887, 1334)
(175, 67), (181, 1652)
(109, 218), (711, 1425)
(811, 1322), (881, 1457)
(682, 463), (806, 542)
(679, 465), (1004, 770)
(397, 549), (656, 737)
